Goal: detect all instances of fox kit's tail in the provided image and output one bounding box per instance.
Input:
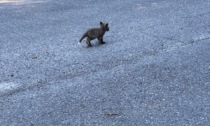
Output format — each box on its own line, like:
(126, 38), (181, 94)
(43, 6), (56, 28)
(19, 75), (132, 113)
(79, 33), (87, 43)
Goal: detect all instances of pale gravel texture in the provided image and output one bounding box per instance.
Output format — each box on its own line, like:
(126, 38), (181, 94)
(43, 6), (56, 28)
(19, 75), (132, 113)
(0, 0), (210, 125)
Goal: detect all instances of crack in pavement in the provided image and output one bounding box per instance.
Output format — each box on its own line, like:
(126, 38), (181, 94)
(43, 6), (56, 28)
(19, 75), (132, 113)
(1, 34), (209, 98)
(181, 11), (210, 19)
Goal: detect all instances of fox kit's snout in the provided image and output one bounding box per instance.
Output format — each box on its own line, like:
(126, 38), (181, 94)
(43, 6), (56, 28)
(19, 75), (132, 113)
(79, 21), (109, 47)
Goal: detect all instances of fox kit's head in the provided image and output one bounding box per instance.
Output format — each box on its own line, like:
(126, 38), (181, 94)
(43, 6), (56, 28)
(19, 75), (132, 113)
(100, 21), (109, 31)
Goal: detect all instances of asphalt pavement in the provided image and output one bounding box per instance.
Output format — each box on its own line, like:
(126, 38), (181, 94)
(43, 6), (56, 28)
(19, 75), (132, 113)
(0, 0), (210, 125)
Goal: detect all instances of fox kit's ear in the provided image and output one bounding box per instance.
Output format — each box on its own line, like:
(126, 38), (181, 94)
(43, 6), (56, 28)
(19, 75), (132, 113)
(106, 23), (109, 27)
(100, 21), (103, 25)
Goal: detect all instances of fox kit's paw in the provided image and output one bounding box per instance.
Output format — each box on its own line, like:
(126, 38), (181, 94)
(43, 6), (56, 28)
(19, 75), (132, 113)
(87, 45), (92, 48)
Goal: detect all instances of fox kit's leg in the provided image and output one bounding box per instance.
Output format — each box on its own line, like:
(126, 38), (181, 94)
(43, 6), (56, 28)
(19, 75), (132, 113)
(86, 37), (92, 47)
(98, 37), (105, 44)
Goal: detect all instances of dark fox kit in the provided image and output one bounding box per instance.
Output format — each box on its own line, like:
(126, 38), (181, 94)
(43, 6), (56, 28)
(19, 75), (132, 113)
(79, 21), (109, 47)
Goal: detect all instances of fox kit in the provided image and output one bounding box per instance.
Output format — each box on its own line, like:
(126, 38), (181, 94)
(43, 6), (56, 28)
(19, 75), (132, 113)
(79, 21), (109, 47)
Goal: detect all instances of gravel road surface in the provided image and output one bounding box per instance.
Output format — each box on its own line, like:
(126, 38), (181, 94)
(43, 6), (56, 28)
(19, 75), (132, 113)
(0, 0), (210, 125)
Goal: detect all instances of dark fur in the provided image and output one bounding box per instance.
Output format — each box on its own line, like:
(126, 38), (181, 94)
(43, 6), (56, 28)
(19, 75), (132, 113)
(79, 21), (109, 47)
